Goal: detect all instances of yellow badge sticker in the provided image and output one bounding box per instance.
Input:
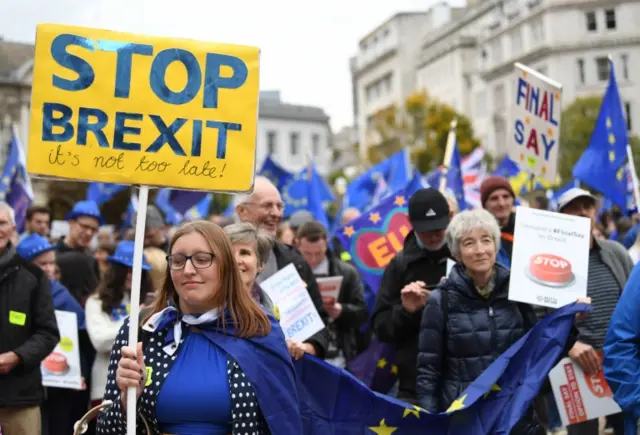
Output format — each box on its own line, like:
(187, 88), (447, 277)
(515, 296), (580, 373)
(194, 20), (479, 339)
(9, 310), (26, 326)
(145, 366), (152, 387)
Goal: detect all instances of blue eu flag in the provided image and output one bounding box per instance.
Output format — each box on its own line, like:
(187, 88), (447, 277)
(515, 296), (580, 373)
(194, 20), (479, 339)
(295, 302), (588, 434)
(86, 183), (127, 206)
(573, 59), (629, 208)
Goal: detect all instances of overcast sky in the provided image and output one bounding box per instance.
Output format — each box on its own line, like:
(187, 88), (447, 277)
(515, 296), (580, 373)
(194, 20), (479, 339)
(0, 0), (464, 131)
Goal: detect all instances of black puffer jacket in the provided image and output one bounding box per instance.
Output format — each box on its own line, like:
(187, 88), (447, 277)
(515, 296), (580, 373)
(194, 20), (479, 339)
(416, 262), (538, 413)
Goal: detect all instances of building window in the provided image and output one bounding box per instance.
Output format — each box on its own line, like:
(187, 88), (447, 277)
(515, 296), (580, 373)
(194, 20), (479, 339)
(530, 19), (545, 44)
(605, 9), (616, 30)
(596, 57), (610, 81)
(585, 11), (597, 32)
(267, 131), (277, 155)
(290, 132), (299, 156)
(510, 29), (522, 56)
(577, 58), (585, 84)
(493, 84), (505, 111)
(625, 102), (632, 131)
(311, 134), (320, 155)
(491, 38), (503, 63)
(621, 54), (629, 80)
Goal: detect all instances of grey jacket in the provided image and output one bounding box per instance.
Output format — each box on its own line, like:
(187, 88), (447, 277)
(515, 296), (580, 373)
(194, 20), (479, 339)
(595, 237), (634, 290)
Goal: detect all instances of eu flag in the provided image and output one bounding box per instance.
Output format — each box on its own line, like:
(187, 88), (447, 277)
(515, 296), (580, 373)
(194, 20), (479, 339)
(86, 183), (127, 206)
(294, 302), (588, 434)
(345, 150), (410, 211)
(282, 163), (334, 218)
(0, 127), (33, 232)
(446, 142), (467, 211)
(184, 194), (213, 220)
(154, 188), (183, 225)
(573, 59), (629, 208)
(259, 156), (294, 191)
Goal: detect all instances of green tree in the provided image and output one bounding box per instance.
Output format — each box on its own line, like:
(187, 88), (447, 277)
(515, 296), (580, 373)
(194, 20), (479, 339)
(559, 96), (640, 182)
(365, 90), (481, 173)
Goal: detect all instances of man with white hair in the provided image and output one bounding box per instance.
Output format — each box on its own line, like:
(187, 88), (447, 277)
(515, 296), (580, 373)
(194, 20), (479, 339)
(235, 176), (330, 359)
(0, 202), (59, 434)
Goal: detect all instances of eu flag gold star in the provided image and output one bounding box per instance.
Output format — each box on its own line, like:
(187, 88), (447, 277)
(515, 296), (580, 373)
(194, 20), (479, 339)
(368, 419), (397, 435)
(617, 167), (624, 181)
(2, 176), (10, 185)
(446, 394), (467, 412)
(483, 383), (502, 398)
(609, 133), (616, 144)
(606, 117), (612, 128)
(394, 195), (406, 206)
(391, 365), (398, 375)
(343, 226), (355, 237)
(369, 212), (381, 224)
(609, 151), (616, 162)
(402, 405), (422, 418)
(377, 358), (387, 369)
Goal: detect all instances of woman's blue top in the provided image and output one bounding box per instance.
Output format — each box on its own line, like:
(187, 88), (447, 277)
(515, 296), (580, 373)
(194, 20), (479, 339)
(156, 330), (232, 434)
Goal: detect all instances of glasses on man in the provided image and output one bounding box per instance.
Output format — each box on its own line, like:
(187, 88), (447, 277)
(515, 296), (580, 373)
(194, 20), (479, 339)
(246, 202), (285, 212)
(166, 252), (215, 270)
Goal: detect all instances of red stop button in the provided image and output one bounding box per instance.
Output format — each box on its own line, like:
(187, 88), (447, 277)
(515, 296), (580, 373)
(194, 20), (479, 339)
(528, 253), (574, 286)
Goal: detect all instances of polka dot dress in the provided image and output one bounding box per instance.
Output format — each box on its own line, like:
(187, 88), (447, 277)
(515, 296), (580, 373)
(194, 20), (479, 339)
(95, 318), (270, 434)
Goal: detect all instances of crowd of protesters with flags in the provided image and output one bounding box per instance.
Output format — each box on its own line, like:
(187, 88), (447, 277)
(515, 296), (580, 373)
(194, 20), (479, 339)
(2, 65), (640, 435)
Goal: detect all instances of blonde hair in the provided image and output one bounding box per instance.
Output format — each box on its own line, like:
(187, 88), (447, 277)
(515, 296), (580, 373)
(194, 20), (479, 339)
(144, 220), (271, 337)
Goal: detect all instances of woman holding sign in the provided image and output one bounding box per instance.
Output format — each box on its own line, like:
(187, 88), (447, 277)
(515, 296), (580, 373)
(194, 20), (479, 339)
(416, 209), (587, 434)
(96, 221), (302, 435)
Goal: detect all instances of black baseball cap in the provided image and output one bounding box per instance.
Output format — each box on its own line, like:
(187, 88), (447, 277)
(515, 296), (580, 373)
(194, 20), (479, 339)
(408, 188), (451, 232)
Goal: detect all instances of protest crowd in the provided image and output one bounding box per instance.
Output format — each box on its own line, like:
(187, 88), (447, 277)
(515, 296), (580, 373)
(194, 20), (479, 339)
(1, 168), (640, 435)
(2, 19), (640, 435)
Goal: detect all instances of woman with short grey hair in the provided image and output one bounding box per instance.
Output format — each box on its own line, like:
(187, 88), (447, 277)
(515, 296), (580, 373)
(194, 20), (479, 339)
(416, 209), (574, 434)
(223, 222), (275, 316)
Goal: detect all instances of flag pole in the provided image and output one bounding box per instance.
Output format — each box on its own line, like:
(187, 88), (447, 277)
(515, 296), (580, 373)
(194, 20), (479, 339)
(126, 184), (149, 435)
(626, 145), (640, 212)
(438, 119), (458, 193)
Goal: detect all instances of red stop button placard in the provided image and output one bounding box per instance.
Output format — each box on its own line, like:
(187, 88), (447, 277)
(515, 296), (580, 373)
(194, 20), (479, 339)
(529, 253), (573, 286)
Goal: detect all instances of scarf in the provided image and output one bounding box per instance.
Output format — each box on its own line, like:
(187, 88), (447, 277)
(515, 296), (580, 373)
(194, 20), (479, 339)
(465, 267), (496, 299)
(142, 304), (224, 356)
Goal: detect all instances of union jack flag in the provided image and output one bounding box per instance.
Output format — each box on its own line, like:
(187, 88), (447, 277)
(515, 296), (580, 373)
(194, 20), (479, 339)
(461, 147), (487, 209)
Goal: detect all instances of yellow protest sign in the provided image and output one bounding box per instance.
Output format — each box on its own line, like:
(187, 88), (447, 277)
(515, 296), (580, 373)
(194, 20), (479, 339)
(27, 24), (259, 192)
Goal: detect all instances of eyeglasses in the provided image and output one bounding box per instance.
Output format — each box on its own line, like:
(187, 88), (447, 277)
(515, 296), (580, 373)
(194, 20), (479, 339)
(245, 202), (285, 212)
(166, 252), (215, 270)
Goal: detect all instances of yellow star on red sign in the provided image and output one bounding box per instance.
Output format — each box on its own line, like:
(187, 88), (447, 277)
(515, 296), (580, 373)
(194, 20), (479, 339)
(369, 212), (381, 224)
(368, 419), (397, 435)
(343, 226), (355, 237)
(393, 195), (406, 207)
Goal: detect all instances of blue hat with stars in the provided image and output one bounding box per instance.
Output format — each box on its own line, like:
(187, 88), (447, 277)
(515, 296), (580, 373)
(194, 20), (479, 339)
(107, 241), (152, 270)
(17, 233), (56, 261)
(66, 200), (103, 224)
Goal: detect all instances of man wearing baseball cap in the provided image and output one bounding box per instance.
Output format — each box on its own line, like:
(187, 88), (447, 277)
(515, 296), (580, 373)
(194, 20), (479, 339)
(557, 187), (632, 435)
(371, 188), (453, 405)
(480, 176), (517, 267)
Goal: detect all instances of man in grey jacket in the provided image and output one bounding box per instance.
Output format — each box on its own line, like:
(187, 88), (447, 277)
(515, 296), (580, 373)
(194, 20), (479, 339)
(558, 188), (633, 435)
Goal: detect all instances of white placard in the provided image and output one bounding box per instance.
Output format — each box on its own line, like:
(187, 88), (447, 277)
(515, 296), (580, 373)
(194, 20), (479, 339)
(316, 276), (343, 302)
(41, 310), (82, 390)
(509, 207), (590, 308)
(260, 264), (325, 343)
(549, 356), (621, 426)
(509, 63), (562, 183)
